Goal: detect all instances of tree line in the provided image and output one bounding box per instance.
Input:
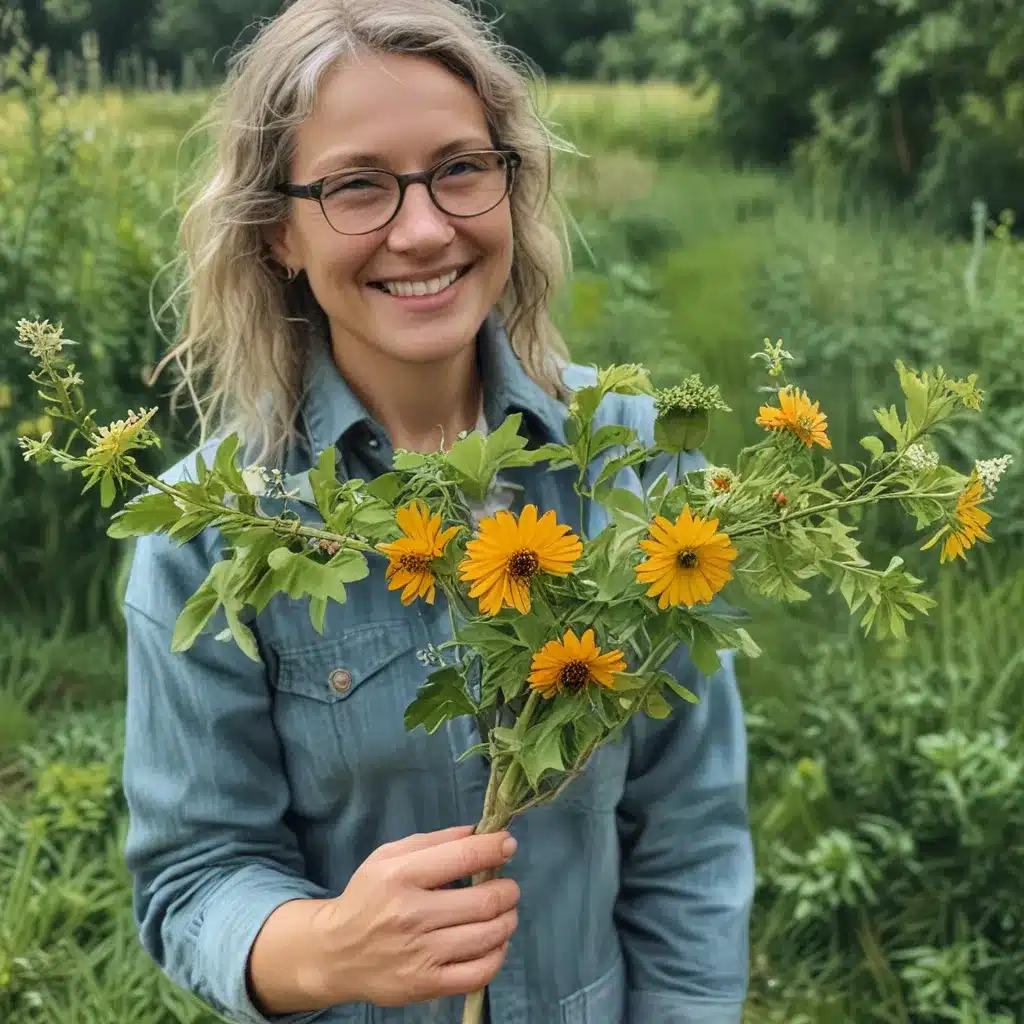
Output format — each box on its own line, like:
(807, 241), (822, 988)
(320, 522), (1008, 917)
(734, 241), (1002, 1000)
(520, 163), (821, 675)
(3, 0), (644, 80)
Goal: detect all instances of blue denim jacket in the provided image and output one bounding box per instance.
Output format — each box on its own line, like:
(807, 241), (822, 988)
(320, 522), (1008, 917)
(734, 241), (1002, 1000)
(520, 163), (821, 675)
(121, 313), (754, 1024)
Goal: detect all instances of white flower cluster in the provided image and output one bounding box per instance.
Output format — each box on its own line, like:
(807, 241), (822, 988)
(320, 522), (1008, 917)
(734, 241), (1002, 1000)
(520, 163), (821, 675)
(241, 465), (298, 499)
(902, 444), (940, 472)
(975, 454), (1013, 497)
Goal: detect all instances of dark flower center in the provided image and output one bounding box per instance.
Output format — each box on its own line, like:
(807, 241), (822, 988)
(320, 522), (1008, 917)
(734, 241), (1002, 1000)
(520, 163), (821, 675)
(507, 549), (540, 581)
(558, 660), (591, 691)
(399, 553), (432, 574)
(677, 550), (699, 569)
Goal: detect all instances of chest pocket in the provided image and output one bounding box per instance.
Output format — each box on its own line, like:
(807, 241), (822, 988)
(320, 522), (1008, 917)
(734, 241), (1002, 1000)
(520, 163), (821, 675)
(269, 619), (432, 804)
(548, 731), (632, 814)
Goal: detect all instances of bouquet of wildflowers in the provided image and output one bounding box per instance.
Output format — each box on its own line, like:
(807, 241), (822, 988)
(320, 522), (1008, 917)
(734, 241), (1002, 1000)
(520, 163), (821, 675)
(15, 319), (1009, 1023)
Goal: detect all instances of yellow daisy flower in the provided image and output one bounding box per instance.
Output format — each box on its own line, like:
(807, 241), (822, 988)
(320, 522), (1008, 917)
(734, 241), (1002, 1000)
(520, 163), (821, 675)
(527, 628), (627, 699)
(458, 504), (582, 617)
(635, 505), (738, 609)
(756, 387), (832, 450)
(924, 472), (993, 564)
(377, 501), (460, 606)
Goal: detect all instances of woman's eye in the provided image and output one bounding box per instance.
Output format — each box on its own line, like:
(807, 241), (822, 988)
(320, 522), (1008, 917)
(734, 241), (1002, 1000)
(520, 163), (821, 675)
(441, 159), (487, 177)
(324, 175), (387, 196)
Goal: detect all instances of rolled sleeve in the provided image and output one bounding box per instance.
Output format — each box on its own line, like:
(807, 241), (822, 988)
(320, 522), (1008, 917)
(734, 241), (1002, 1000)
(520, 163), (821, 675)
(122, 528), (333, 1024)
(613, 648), (754, 1023)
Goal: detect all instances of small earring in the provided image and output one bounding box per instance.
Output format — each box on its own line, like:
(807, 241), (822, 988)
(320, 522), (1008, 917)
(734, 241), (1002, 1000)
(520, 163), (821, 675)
(285, 266), (299, 282)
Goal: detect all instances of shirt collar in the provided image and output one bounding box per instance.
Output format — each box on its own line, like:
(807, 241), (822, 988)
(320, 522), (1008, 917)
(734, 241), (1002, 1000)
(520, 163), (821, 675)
(297, 311), (568, 464)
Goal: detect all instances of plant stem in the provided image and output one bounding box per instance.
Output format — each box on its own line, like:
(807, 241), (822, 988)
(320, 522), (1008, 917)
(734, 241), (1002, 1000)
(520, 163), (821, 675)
(728, 487), (960, 540)
(126, 469), (378, 554)
(461, 690), (542, 1024)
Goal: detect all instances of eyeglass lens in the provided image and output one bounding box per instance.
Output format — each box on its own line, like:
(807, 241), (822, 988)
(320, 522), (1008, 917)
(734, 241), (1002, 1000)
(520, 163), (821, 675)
(319, 151), (513, 233)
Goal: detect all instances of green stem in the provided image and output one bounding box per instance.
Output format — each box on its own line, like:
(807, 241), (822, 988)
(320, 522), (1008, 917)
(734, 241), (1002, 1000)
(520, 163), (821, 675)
(729, 487), (961, 541)
(130, 471), (377, 554)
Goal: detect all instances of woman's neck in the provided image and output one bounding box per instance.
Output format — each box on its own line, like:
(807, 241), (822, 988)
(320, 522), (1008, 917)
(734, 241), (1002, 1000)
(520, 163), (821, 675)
(329, 333), (483, 454)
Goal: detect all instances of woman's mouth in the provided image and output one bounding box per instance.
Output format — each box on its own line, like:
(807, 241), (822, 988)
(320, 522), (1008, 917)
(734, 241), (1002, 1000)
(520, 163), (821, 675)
(368, 264), (473, 299)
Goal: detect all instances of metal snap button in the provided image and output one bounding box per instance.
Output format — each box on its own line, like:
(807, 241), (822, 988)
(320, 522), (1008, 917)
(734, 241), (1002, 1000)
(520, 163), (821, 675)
(329, 668), (352, 693)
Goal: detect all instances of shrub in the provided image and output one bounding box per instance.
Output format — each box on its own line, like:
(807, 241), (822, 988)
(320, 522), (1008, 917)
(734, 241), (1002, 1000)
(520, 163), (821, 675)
(665, 0), (1024, 227)
(747, 566), (1024, 1021)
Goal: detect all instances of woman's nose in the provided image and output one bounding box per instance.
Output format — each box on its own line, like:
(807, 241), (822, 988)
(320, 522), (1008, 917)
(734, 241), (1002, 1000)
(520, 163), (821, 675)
(385, 183), (456, 252)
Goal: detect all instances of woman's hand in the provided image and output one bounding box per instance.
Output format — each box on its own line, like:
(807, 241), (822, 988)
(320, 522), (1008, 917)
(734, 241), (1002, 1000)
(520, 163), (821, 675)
(310, 825), (521, 1007)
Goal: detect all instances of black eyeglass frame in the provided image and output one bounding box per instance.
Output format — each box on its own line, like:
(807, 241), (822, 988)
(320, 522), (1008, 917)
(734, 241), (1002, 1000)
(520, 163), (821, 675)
(274, 148), (523, 235)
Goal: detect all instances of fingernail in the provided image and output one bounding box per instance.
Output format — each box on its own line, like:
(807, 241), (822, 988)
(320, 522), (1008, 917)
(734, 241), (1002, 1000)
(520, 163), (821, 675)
(502, 837), (518, 857)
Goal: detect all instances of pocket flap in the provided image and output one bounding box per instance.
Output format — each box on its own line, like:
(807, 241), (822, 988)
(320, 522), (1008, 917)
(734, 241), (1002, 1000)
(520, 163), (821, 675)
(274, 620), (418, 703)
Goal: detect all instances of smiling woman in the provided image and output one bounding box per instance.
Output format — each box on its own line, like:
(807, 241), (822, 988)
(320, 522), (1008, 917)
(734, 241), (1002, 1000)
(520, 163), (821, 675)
(125, 3), (754, 1024)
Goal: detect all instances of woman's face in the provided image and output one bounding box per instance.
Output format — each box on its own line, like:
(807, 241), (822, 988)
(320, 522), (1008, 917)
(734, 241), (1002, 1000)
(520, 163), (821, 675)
(268, 51), (515, 369)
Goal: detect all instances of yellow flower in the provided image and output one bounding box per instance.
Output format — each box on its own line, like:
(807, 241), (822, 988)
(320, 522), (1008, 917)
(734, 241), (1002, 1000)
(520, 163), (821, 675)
(922, 473), (993, 564)
(86, 408), (157, 465)
(635, 505), (738, 609)
(756, 387), (832, 450)
(527, 628), (627, 699)
(377, 501), (460, 606)
(458, 504), (582, 617)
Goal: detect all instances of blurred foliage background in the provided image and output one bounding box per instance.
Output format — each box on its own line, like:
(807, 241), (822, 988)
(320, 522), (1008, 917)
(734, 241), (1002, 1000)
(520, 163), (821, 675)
(1, 1), (1023, 1021)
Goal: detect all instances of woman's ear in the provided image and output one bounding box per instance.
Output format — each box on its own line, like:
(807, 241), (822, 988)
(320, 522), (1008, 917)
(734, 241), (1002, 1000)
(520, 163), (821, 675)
(262, 220), (299, 274)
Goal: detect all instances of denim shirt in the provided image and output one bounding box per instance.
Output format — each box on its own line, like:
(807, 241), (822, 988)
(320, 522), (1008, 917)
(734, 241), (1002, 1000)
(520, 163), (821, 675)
(121, 312), (754, 1024)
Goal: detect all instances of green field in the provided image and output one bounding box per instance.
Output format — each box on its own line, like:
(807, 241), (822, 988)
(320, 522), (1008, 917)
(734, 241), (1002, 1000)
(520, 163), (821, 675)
(2, 75), (1023, 1023)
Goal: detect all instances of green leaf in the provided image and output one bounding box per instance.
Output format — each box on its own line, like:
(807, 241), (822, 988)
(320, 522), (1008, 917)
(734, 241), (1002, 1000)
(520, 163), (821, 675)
(490, 725), (521, 751)
(309, 595), (328, 634)
(512, 613), (552, 652)
(520, 722), (566, 789)
(99, 473), (116, 508)
(654, 670), (700, 704)
(265, 547), (364, 605)
(603, 487), (647, 522)
(171, 575), (221, 652)
(644, 691), (673, 719)
(502, 442), (573, 469)
(365, 472), (403, 502)
(213, 434), (248, 494)
(308, 447), (340, 519)
(873, 405), (904, 444)
(482, 648), (533, 704)
(404, 665), (478, 734)
(596, 553), (642, 602)
(445, 431), (487, 500)
(592, 447), (648, 498)
(564, 416), (581, 446)
(595, 364), (653, 396)
(223, 605), (259, 661)
(689, 620), (722, 676)
(610, 671), (648, 692)
(455, 741), (489, 764)
(589, 424), (635, 460)
(107, 491), (183, 538)
(458, 620), (520, 653)
(393, 450), (428, 471)
(483, 413), (528, 467)
(897, 362), (930, 430)
(860, 435), (885, 459)
(195, 452), (210, 486)
(570, 385), (603, 426)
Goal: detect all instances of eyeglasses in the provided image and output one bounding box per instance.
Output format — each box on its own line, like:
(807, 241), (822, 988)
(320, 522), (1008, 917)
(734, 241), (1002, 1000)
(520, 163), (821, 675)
(275, 148), (522, 235)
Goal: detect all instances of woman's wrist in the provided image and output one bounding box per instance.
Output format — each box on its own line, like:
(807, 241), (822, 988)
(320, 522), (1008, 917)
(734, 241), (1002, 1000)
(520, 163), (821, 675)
(247, 896), (356, 1014)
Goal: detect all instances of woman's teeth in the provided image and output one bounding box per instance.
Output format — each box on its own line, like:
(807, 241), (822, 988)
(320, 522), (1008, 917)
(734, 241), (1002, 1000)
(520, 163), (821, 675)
(378, 268), (461, 297)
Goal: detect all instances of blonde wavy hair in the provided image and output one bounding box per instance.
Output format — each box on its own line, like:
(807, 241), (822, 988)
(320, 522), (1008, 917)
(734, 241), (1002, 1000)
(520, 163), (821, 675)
(153, 0), (577, 466)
